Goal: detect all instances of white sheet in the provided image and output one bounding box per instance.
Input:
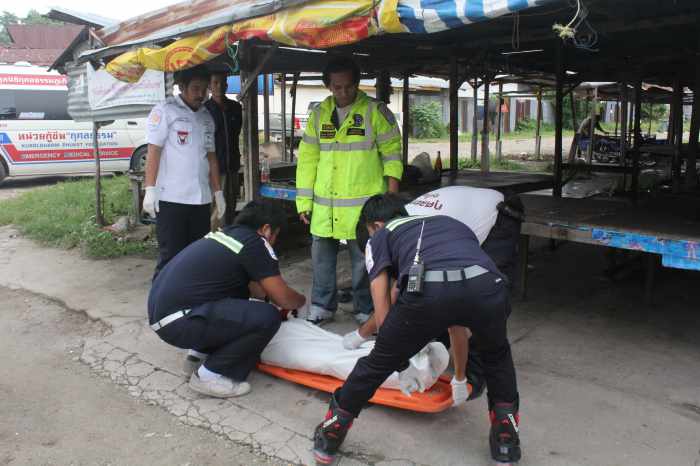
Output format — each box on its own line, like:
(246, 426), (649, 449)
(260, 318), (449, 391)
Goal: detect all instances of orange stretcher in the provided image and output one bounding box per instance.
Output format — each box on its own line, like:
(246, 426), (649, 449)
(257, 363), (469, 413)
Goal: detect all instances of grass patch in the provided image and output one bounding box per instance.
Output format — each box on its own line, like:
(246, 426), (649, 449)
(0, 176), (156, 259)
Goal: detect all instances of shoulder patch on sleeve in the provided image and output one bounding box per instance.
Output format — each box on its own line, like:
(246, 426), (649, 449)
(148, 108), (163, 129)
(261, 237), (278, 261)
(377, 103), (397, 126)
(365, 241), (374, 273)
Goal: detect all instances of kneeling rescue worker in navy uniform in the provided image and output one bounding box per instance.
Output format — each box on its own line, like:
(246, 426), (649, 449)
(148, 200), (305, 398)
(312, 193), (521, 465)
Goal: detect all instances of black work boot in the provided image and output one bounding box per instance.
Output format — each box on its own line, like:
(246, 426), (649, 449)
(489, 402), (521, 464)
(313, 390), (354, 465)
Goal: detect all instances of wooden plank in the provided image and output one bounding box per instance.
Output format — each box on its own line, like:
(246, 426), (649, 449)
(402, 73), (410, 166)
(471, 79), (479, 162)
(280, 74), (287, 161)
(496, 81), (503, 162)
(535, 87), (542, 159)
(554, 41), (564, 198)
(672, 79), (683, 193)
(632, 80), (642, 199)
(449, 57), (459, 172)
(481, 76), (490, 173)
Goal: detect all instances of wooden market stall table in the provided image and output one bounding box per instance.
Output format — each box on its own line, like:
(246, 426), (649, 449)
(518, 194), (700, 301)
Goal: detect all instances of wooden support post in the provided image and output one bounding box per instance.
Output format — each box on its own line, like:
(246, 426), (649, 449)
(289, 72), (299, 162)
(481, 76), (491, 172)
(668, 98), (676, 145)
(280, 74), (287, 161)
(632, 80), (642, 200)
(614, 101), (620, 137)
(554, 41), (564, 198)
(471, 79), (479, 162)
(687, 71), (700, 190)
(263, 74), (270, 143)
(672, 79), (683, 193)
(449, 58), (459, 172)
(686, 21), (700, 190)
(586, 87), (598, 165)
(240, 42), (260, 202)
(568, 91), (578, 162)
(535, 87), (543, 160)
(620, 81), (629, 170)
(376, 70), (391, 104)
(92, 122), (104, 226)
(402, 73), (410, 166)
(496, 81), (503, 162)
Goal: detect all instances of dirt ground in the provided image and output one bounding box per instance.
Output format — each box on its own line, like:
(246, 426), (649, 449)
(0, 286), (284, 466)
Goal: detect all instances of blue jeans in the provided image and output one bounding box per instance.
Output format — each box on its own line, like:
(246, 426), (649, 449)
(311, 235), (373, 315)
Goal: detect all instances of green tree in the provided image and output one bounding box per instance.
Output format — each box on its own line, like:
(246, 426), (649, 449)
(1, 9), (64, 45)
(0, 11), (19, 44)
(410, 102), (446, 139)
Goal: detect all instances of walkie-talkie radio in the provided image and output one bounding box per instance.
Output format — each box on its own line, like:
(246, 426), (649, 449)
(406, 221), (426, 294)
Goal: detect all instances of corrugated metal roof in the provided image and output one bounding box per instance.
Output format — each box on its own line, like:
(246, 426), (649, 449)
(46, 7), (118, 29)
(7, 25), (84, 50)
(96, 0), (312, 47)
(65, 62), (174, 122)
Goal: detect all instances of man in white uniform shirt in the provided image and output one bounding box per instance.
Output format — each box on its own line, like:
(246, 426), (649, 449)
(142, 65), (226, 277)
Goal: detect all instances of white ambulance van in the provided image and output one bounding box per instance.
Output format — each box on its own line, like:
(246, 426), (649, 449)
(0, 63), (147, 183)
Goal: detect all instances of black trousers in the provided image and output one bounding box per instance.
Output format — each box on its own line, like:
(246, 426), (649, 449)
(337, 272), (518, 416)
(155, 298), (281, 381)
(154, 201), (211, 278)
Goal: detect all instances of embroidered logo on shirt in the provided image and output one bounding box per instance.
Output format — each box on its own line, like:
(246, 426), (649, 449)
(353, 114), (363, 127)
(177, 130), (190, 145)
(322, 124), (336, 131)
(148, 109), (162, 128)
(320, 131), (336, 139)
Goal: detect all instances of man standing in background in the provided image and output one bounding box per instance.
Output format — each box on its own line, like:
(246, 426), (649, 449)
(205, 72), (242, 229)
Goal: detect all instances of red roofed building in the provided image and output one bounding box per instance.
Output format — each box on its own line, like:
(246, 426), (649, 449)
(0, 24), (83, 67)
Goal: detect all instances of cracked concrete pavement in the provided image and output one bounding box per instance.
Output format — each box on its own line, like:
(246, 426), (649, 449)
(1, 224), (699, 465)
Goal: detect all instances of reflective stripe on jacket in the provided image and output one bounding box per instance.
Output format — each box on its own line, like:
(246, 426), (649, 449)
(295, 90), (403, 239)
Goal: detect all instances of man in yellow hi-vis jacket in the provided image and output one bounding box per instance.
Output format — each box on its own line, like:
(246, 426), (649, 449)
(296, 57), (403, 325)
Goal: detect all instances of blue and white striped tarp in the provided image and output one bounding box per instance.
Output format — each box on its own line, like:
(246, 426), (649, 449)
(395, 0), (554, 34)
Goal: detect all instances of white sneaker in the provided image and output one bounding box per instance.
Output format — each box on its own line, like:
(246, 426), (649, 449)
(306, 305), (334, 325)
(354, 312), (371, 324)
(188, 373), (251, 398)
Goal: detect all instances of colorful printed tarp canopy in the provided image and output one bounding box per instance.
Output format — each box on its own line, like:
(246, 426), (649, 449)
(104, 0), (556, 81)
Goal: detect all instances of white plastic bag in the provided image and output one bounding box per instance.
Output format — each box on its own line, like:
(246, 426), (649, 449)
(260, 318), (449, 390)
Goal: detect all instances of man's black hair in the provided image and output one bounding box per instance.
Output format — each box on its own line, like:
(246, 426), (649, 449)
(175, 65), (211, 89)
(234, 199), (288, 232)
(355, 193), (409, 252)
(322, 56), (361, 87)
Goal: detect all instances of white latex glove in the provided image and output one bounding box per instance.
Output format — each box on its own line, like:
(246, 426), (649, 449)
(342, 329), (367, 350)
(451, 376), (469, 406)
(398, 365), (424, 397)
(214, 190), (226, 219)
(142, 186), (159, 218)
